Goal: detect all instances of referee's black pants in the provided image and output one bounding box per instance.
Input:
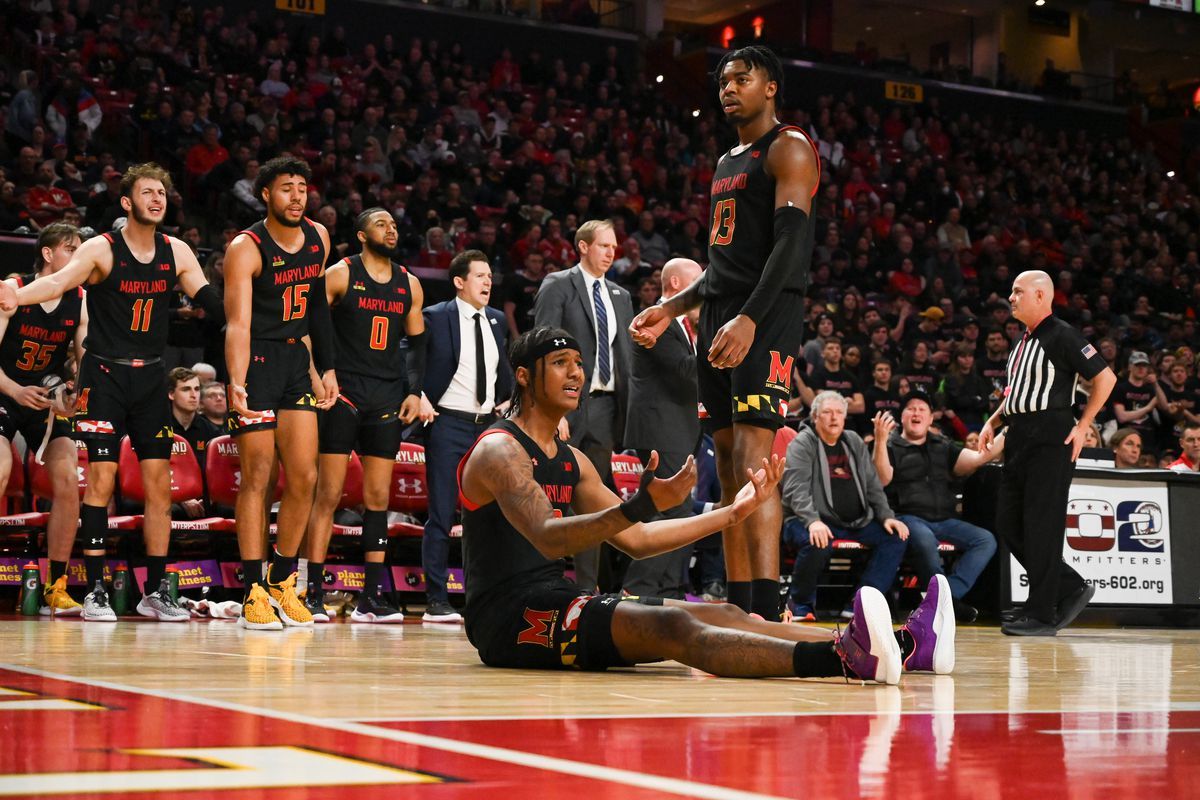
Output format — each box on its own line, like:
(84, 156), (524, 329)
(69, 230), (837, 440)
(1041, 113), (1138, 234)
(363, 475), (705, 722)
(996, 410), (1089, 624)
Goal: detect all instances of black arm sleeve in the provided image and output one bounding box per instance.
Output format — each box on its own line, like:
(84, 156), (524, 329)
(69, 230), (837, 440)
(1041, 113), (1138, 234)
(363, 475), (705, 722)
(307, 275), (336, 374)
(405, 331), (426, 397)
(739, 205), (812, 324)
(192, 284), (225, 327)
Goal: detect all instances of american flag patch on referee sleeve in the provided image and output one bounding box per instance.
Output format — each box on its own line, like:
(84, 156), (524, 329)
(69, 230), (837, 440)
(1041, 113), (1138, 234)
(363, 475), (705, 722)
(1081, 344), (1097, 358)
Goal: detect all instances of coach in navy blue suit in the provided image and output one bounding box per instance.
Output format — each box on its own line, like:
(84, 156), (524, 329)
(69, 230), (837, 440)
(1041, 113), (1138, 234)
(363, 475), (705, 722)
(420, 250), (513, 623)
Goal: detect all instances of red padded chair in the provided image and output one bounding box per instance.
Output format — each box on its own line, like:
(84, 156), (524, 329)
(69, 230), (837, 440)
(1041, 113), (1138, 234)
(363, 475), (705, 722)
(330, 452), (368, 537)
(205, 434), (284, 510)
(388, 443), (427, 538)
(772, 426), (798, 461)
(610, 453), (644, 501)
(110, 435), (231, 532)
(0, 440), (90, 529)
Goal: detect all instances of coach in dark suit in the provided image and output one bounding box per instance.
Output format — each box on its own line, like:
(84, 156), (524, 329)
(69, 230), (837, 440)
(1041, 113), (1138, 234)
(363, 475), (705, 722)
(533, 219), (634, 591)
(420, 250), (513, 623)
(622, 258), (704, 598)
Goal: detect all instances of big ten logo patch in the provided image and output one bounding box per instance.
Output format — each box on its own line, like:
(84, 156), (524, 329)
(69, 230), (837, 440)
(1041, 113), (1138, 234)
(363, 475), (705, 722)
(1066, 499), (1114, 552)
(766, 351), (794, 392)
(1116, 501), (1165, 553)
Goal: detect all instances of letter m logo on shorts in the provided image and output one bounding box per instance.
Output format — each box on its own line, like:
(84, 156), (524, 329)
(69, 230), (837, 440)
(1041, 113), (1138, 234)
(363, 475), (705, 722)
(517, 607), (556, 648)
(767, 351), (794, 390)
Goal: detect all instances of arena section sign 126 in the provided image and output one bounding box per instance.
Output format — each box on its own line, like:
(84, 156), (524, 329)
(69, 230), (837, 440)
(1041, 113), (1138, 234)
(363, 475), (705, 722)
(1010, 478), (1172, 605)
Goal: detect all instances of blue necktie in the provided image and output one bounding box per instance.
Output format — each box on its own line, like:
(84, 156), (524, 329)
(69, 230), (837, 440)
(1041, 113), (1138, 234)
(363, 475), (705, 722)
(592, 279), (611, 386)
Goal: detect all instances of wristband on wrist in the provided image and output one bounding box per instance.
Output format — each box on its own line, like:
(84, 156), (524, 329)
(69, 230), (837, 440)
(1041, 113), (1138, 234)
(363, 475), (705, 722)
(618, 465), (660, 523)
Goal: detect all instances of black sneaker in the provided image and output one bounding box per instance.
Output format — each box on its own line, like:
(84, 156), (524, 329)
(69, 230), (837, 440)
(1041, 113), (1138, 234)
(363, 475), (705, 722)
(699, 581), (727, 602)
(1055, 583), (1095, 630)
(1001, 605), (1023, 624)
(304, 592), (330, 623)
(422, 599), (463, 623)
(1001, 616), (1057, 637)
(351, 593), (405, 624)
(952, 597), (979, 623)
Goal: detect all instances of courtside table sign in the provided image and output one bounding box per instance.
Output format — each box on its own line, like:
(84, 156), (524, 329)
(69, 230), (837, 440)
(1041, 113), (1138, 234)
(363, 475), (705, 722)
(1010, 478), (1173, 604)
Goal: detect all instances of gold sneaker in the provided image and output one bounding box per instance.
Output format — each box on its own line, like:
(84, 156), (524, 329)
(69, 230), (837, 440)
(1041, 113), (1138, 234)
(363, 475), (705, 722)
(266, 572), (314, 627)
(40, 575), (82, 616)
(238, 583), (283, 630)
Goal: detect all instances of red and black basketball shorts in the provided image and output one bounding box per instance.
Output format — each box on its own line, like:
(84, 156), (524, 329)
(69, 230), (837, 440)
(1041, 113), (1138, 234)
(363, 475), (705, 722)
(318, 371), (406, 459)
(697, 290), (804, 432)
(74, 354), (173, 461)
(229, 338), (317, 436)
(467, 584), (663, 671)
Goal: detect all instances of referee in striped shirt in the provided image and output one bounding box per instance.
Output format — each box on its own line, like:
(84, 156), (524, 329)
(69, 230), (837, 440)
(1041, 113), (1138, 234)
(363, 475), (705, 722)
(979, 270), (1116, 636)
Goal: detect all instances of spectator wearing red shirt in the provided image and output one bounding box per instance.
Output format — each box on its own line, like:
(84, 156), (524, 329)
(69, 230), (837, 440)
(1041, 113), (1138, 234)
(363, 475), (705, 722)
(926, 119), (951, 159)
(26, 161), (75, 227)
(538, 219), (576, 267)
(185, 124), (229, 180)
(490, 48), (521, 92)
(418, 226), (454, 271)
(509, 223), (543, 268)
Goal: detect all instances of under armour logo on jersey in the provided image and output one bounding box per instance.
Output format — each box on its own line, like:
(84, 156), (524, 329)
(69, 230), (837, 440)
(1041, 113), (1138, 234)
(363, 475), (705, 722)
(309, 244), (320, 253)
(158, 262), (172, 271)
(751, 150), (760, 158)
(272, 256), (285, 267)
(553, 338), (568, 347)
(396, 287), (407, 294)
(253, 356), (266, 362)
(97, 448), (109, 456)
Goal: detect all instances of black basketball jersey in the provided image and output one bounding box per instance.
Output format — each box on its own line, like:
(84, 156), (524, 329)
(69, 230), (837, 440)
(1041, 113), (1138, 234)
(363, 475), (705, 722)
(0, 274), (83, 385)
(459, 419), (579, 611)
(706, 123), (819, 299)
(242, 218), (326, 341)
(331, 255), (412, 381)
(85, 230), (175, 359)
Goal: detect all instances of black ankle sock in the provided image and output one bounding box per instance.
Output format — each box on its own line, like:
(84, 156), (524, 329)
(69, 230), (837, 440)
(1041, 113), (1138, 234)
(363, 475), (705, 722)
(84, 554), (106, 589)
(49, 560), (67, 584)
(364, 562), (385, 597)
(896, 628), (915, 661)
(751, 579), (781, 620)
(792, 641), (844, 678)
(268, 550), (297, 584)
(144, 556), (167, 595)
(242, 559), (263, 591)
(726, 581), (752, 613)
(307, 562), (325, 598)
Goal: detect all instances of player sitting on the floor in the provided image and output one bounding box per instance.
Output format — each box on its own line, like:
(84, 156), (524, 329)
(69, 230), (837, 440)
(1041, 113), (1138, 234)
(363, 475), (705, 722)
(456, 326), (955, 683)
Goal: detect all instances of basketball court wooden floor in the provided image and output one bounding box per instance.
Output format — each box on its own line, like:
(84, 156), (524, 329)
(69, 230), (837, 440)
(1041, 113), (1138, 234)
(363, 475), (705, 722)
(0, 616), (1196, 799)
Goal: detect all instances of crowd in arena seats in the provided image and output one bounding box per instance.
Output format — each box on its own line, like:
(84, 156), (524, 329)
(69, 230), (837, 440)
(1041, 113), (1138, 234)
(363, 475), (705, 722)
(2, 1), (1200, 610)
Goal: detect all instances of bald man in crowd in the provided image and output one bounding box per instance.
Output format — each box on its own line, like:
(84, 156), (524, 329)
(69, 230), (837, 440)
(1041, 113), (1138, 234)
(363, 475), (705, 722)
(979, 270), (1115, 636)
(620, 258), (704, 598)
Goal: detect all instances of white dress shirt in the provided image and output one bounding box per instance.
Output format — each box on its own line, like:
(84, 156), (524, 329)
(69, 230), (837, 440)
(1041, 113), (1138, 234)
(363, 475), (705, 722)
(581, 269), (617, 393)
(438, 297), (500, 413)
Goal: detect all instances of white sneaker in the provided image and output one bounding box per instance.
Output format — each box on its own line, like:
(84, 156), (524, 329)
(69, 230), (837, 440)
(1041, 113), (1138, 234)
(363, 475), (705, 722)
(82, 583), (118, 622)
(135, 579), (191, 622)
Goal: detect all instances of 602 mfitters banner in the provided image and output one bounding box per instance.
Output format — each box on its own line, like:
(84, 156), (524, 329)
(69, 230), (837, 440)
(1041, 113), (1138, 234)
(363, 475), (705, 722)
(1011, 478), (1173, 605)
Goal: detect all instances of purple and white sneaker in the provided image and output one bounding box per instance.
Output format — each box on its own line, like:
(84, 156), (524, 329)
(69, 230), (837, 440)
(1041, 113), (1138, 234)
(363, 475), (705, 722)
(902, 574), (956, 674)
(834, 586), (901, 685)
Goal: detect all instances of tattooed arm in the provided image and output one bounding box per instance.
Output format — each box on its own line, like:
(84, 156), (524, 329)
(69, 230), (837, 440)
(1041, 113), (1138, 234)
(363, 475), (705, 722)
(459, 432), (656, 559)
(459, 430), (783, 560)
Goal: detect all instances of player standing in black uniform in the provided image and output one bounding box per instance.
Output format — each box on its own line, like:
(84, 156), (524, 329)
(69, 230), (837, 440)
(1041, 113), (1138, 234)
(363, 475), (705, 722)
(0, 223), (88, 615)
(456, 327), (905, 684)
(630, 46), (820, 619)
(0, 163), (224, 623)
(224, 156), (337, 630)
(303, 208), (426, 623)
